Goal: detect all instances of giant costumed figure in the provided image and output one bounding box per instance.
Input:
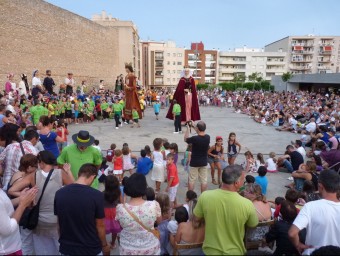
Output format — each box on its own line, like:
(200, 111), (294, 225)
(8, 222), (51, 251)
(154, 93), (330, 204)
(166, 66), (200, 122)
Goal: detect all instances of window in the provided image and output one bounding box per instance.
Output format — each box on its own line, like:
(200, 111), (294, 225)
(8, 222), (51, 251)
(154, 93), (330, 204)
(259, 65), (264, 69)
(173, 70), (176, 74)
(167, 53), (170, 57)
(173, 53), (176, 57)
(177, 70), (181, 74)
(173, 78), (176, 81)
(167, 61), (170, 65)
(177, 62), (182, 65)
(252, 65), (256, 69)
(173, 61), (176, 65)
(167, 78), (170, 82)
(178, 53), (182, 57)
(167, 70), (170, 74)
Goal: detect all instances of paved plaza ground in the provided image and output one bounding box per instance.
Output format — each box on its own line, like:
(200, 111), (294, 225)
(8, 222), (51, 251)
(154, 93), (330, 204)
(67, 105), (301, 254)
(68, 105), (301, 201)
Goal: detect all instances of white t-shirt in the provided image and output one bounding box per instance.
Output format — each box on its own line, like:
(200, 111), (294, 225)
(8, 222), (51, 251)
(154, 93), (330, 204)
(305, 122), (316, 133)
(153, 151), (164, 166)
(0, 189), (22, 254)
(32, 77), (41, 88)
(293, 199), (340, 255)
(297, 146), (306, 160)
(266, 158), (277, 171)
(64, 78), (75, 87)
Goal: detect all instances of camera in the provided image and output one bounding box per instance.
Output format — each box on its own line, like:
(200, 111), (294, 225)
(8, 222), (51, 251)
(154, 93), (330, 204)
(186, 120), (194, 127)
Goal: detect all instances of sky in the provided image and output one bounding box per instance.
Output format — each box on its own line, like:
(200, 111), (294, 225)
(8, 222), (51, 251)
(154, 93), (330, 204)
(47, 0), (340, 50)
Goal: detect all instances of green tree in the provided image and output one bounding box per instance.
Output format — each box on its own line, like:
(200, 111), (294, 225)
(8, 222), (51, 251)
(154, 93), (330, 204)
(281, 72), (293, 91)
(232, 73), (246, 90)
(248, 72), (263, 90)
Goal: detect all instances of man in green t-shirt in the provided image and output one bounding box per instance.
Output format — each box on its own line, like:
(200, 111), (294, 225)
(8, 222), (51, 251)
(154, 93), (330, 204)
(57, 130), (102, 189)
(193, 165), (258, 255)
(172, 99), (181, 134)
(30, 100), (49, 125)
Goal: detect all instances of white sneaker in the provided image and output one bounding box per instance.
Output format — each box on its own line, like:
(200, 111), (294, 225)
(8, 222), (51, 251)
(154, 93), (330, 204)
(173, 132), (179, 134)
(120, 123), (123, 127)
(116, 127), (119, 130)
(124, 122), (128, 125)
(287, 176), (294, 181)
(179, 131), (183, 134)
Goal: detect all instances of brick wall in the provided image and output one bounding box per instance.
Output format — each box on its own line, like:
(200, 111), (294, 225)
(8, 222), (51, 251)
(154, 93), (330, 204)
(0, 0), (120, 91)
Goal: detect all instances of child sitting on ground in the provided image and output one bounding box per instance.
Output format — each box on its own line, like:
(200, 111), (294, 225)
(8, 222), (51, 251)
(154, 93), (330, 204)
(266, 152), (278, 173)
(255, 166), (268, 195)
(255, 153), (265, 171)
(136, 149), (153, 175)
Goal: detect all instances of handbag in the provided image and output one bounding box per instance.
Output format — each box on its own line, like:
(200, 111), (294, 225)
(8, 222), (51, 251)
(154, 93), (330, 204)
(21, 169), (54, 230)
(123, 204), (160, 240)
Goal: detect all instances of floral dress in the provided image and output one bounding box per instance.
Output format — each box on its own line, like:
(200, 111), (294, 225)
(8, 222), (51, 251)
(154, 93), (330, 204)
(116, 201), (161, 255)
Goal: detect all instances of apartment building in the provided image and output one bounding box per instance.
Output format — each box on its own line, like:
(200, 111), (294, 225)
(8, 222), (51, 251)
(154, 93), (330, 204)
(184, 42), (218, 84)
(140, 41), (185, 89)
(218, 47), (287, 83)
(265, 35), (340, 75)
(92, 11), (141, 78)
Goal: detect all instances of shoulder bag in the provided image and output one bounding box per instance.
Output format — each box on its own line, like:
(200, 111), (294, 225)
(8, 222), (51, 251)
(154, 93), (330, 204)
(123, 204), (160, 240)
(21, 169), (54, 230)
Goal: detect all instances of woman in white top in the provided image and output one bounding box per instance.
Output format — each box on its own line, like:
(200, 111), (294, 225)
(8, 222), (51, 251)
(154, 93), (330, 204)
(0, 186), (37, 255)
(32, 69), (42, 97)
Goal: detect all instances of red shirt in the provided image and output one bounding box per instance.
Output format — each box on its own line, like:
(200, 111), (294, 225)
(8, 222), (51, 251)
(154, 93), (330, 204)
(114, 156), (123, 170)
(167, 163), (179, 187)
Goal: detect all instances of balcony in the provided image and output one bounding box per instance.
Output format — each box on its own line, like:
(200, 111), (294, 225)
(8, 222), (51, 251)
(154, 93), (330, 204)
(318, 58), (331, 63)
(291, 42), (314, 47)
(155, 55), (164, 60)
(317, 66), (331, 70)
(219, 59), (246, 65)
(291, 59), (312, 63)
(290, 65), (312, 71)
(155, 71), (163, 77)
(319, 51), (332, 55)
(291, 50), (314, 55)
(155, 64), (164, 69)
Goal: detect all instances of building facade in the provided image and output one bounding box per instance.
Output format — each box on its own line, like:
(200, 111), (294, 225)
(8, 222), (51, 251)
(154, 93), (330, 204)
(184, 42), (218, 84)
(218, 47), (287, 83)
(1, 0), (120, 88)
(265, 35), (340, 75)
(92, 11), (141, 79)
(140, 41), (185, 89)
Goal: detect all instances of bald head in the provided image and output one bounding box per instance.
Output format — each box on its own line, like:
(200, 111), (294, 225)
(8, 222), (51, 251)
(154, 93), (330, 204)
(196, 121), (206, 132)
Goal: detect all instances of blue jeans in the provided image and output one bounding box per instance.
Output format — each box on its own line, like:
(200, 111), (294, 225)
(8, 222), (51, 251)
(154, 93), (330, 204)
(283, 159), (294, 173)
(295, 178), (305, 191)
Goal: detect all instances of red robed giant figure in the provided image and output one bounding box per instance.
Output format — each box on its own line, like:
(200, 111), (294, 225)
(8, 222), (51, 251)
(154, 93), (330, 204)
(166, 70), (201, 122)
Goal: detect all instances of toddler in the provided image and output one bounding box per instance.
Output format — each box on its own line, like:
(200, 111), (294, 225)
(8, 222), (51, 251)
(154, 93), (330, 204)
(113, 149), (123, 181)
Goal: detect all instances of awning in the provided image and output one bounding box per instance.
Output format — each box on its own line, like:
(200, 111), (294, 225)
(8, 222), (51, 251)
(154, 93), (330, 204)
(294, 46), (303, 51)
(324, 46), (332, 51)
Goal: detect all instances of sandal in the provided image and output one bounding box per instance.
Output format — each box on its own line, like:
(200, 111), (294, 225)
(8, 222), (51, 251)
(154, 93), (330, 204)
(212, 179), (218, 185)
